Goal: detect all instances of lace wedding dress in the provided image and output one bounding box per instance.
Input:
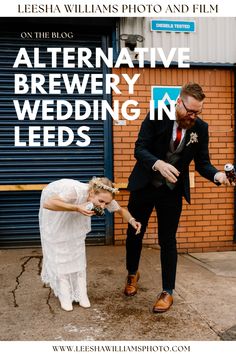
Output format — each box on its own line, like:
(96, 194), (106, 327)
(39, 178), (120, 309)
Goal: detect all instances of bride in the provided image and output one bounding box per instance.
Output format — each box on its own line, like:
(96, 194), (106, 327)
(39, 177), (141, 312)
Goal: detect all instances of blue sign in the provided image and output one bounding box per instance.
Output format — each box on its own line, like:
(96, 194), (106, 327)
(152, 86), (181, 108)
(151, 20), (195, 33)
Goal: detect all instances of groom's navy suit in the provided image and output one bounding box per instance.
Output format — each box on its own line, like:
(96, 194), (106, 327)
(126, 109), (219, 290)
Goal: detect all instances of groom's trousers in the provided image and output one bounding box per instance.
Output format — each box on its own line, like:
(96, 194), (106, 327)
(126, 183), (183, 290)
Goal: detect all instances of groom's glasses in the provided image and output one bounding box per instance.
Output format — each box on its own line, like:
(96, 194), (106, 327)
(182, 100), (202, 116)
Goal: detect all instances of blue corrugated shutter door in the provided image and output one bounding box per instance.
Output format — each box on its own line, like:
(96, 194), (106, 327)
(0, 21), (114, 247)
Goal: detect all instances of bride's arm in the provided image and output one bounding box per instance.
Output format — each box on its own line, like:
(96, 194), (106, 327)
(43, 196), (94, 216)
(116, 207), (141, 235)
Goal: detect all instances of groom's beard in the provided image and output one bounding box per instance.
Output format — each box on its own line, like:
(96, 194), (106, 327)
(176, 112), (196, 130)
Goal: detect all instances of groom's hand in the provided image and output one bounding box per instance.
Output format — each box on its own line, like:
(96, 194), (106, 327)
(153, 160), (180, 184)
(214, 172), (234, 186)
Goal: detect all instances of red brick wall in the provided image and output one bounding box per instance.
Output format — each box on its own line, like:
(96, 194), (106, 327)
(113, 67), (236, 253)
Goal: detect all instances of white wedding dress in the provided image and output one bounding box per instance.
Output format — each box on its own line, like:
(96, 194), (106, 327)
(39, 179), (120, 309)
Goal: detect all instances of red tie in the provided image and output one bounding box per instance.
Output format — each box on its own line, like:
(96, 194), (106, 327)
(174, 126), (182, 150)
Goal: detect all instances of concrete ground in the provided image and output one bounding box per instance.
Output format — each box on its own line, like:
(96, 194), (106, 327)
(0, 245), (236, 341)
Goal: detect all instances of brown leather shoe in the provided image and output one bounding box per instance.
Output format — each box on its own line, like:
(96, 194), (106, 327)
(124, 272), (140, 296)
(153, 291), (173, 313)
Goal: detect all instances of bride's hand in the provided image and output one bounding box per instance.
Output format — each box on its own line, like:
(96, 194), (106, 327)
(77, 203), (95, 216)
(129, 218), (142, 235)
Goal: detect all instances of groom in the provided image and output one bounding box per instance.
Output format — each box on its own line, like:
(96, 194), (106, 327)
(124, 82), (230, 313)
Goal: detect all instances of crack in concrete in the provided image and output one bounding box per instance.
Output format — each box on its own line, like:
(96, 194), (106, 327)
(11, 255), (42, 308)
(44, 285), (55, 315)
(37, 256), (43, 276)
(11, 255), (55, 315)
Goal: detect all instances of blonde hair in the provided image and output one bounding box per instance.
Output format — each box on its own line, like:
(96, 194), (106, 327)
(88, 177), (119, 197)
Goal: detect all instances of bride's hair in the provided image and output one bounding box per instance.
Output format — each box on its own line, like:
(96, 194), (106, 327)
(88, 177), (119, 197)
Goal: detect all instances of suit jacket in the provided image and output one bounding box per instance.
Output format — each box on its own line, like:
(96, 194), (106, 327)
(128, 109), (219, 204)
